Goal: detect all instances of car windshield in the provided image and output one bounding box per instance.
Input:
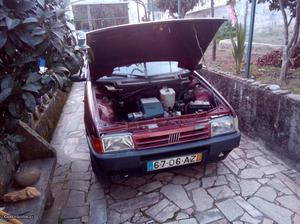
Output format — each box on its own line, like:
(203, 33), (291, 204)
(111, 61), (188, 77)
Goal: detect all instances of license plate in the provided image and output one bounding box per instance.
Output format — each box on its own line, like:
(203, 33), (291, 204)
(147, 153), (202, 171)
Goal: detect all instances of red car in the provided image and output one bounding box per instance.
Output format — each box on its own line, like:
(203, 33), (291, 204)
(82, 19), (241, 178)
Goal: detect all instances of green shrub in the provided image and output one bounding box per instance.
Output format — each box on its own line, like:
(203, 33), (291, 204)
(216, 21), (237, 42)
(0, 0), (83, 155)
(231, 23), (246, 74)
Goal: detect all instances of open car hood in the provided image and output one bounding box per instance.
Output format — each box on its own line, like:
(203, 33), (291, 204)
(86, 19), (225, 80)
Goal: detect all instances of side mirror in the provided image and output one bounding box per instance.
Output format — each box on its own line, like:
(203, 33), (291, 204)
(70, 75), (87, 82)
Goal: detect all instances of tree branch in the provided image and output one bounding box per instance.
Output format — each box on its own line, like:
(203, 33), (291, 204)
(279, 0), (289, 45)
(288, 0), (300, 57)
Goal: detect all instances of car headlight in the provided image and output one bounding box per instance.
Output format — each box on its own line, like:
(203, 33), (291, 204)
(211, 116), (238, 137)
(101, 133), (134, 152)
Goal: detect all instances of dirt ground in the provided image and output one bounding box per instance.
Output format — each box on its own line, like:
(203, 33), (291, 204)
(203, 44), (300, 94)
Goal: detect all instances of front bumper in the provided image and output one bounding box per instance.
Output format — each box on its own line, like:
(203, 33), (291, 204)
(89, 132), (241, 175)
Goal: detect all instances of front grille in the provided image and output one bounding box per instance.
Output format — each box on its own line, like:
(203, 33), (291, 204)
(134, 124), (210, 149)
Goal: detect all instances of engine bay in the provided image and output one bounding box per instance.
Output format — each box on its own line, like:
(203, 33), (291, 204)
(94, 74), (219, 123)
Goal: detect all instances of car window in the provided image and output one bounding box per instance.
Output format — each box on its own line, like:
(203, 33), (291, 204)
(112, 61), (188, 77)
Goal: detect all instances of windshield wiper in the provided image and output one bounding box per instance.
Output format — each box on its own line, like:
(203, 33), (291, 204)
(111, 73), (146, 78)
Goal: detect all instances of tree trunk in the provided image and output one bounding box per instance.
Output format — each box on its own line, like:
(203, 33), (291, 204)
(278, 0), (289, 83)
(280, 46), (289, 82)
(211, 0), (216, 61)
(278, 0), (300, 83)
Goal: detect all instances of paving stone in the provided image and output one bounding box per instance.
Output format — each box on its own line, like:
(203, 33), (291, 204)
(234, 159), (247, 170)
(153, 172), (174, 183)
(81, 216), (88, 223)
(62, 219), (82, 224)
(123, 177), (147, 188)
(240, 179), (261, 197)
(226, 174), (240, 193)
(71, 160), (89, 173)
(233, 196), (263, 218)
(254, 156), (272, 166)
(215, 175), (228, 186)
(67, 172), (91, 181)
(65, 180), (90, 192)
(276, 195), (300, 214)
(240, 213), (261, 224)
(120, 211), (134, 223)
(110, 184), (137, 200)
(178, 218), (198, 224)
(255, 186), (277, 202)
(172, 175), (189, 185)
(110, 192), (159, 213)
(61, 206), (89, 219)
(267, 178), (293, 195)
(176, 212), (189, 220)
(240, 168), (264, 179)
(138, 181), (162, 193)
(216, 199), (244, 221)
(217, 164), (231, 175)
(223, 158), (239, 175)
(87, 188), (105, 202)
(185, 207), (194, 215)
(207, 185), (236, 200)
(293, 214), (300, 224)
(173, 167), (198, 178)
(89, 199), (107, 224)
(66, 190), (85, 207)
(214, 218), (229, 224)
(202, 176), (217, 188)
(107, 210), (120, 224)
(248, 196), (293, 224)
(195, 208), (224, 224)
(205, 163), (217, 176)
(145, 198), (179, 223)
(192, 188), (213, 212)
(184, 180), (200, 191)
(260, 165), (287, 175)
(258, 178), (270, 184)
(262, 218), (274, 224)
(161, 184), (193, 209)
(246, 150), (263, 158)
(276, 173), (300, 197)
(229, 151), (240, 160)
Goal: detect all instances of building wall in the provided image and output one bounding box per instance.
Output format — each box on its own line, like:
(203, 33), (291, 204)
(72, 3), (129, 31)
(187, 1), (291, 45)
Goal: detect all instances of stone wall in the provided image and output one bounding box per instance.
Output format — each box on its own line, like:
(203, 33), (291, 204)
(201, 69), (300, 162)
(0, 90), (68, 196)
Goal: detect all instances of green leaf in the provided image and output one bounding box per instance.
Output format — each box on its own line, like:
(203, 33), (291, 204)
(54, 74), (64, 88)
(15, 0), (35, 12)
(51, 65), (70, 74)
(26, 72), (41, 84)
(37, 0), (45, 8)
(0, 88), (12, 103)
(18, 31), (33, 46)
(5, 17), (20, 30)
(12, 56), (35, 66)
(23, 17), (39, 24)
(8, 100), (23, 118)
(22, 92), (36, 111)
(22, 83), (41, 93)
(7, 134), (25, 143)
(1, 75), (14, 89)
(32, 27), (46, 36)
(0, 31), (7, 49)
